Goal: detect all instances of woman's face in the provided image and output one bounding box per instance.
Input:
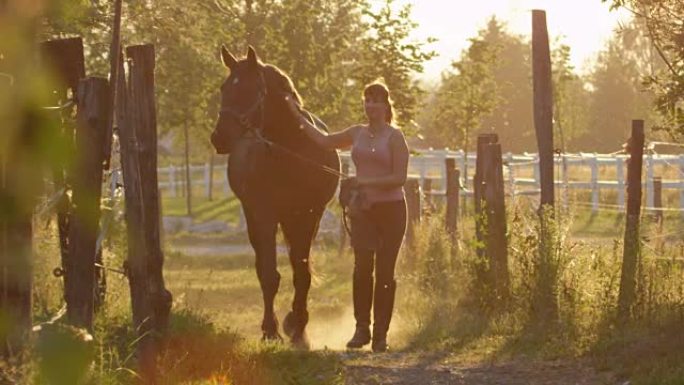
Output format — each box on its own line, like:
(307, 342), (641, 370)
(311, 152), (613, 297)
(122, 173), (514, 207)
(364, 94), (388, 122)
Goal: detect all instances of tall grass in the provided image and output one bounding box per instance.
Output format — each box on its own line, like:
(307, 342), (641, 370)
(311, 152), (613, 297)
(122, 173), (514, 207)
(395, 201), (684, 383)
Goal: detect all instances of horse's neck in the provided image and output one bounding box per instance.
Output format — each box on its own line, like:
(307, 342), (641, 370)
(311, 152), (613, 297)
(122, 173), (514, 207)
(264, 102), (304, 150)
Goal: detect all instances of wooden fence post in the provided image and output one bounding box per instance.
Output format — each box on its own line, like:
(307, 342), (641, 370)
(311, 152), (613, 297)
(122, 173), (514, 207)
(618, 120), (645, 321)
(64, 77), (109, 330)
(532, 9), (558, 323)
(475, 134), (498, 260)
(652, 176), (663, 224)
(445, 158), (460, 245)
(120, 44), (172, 381)
(39, 37), (86, 295)
(617, 157), (625, 209)
(483, 143), (510, 303)
(422, 178), (433, 215)
(532, 9), (555, 209)
(590, 155), (599, 213)
(404, 178), (421, 246)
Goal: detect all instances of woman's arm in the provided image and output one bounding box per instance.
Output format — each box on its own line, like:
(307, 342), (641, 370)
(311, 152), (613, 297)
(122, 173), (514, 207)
(285, 95), (355, 150)
(357, 129), (409, 188)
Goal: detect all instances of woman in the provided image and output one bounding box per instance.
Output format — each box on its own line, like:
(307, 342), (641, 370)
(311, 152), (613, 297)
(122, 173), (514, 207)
(284, 82), (409, 352)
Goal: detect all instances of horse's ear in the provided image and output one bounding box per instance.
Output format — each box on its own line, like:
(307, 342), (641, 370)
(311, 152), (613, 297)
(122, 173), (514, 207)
(246, 45), (258, 70)
(221, 45), (237, 69)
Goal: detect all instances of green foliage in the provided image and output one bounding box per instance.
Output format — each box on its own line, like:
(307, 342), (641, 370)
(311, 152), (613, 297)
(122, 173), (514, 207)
(603, 0), (684, 137)
(427, 17), (539, 153)
(353, 0), (436, 131)
(552, 42), (591, 151)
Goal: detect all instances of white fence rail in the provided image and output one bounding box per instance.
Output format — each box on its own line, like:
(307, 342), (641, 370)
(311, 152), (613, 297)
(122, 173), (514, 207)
(152, 150), (684, 213)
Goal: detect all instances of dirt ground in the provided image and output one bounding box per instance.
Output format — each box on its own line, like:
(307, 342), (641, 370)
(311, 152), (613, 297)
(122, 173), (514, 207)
(342, 352), (617, 385)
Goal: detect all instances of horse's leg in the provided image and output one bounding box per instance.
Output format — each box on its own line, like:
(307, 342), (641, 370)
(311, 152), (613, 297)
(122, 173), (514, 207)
(243, 205), (281, 341)
(280, 207), (323, 349)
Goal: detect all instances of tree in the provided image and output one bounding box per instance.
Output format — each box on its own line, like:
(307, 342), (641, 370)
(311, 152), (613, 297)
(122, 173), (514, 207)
(552, 42), (590, 151)
(604, 0), (684, 136)
(578, 30), (657, 151)
(353, 0), (436, 131)
(428, 17), (537, 153)
(430, 35), (499, 152)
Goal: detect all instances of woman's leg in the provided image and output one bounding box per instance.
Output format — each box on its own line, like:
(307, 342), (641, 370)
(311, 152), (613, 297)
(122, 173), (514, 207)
(347, 247), (374, 348)
(371, 200), (407, 351)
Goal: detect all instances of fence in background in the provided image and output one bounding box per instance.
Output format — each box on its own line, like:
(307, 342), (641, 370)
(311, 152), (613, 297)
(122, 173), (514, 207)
(154, 150), (684, 213)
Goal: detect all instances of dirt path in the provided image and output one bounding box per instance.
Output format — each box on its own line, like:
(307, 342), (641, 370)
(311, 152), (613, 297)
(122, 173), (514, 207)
(342, 352), (617, 385)
(167, 240), (620, 385)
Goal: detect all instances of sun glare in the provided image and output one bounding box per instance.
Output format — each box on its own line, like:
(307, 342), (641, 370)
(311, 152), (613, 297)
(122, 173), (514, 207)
(385, 0), (632, 81)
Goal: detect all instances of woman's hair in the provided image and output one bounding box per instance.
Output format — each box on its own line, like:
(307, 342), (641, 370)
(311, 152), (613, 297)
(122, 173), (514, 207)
(363, 81), (394, 124)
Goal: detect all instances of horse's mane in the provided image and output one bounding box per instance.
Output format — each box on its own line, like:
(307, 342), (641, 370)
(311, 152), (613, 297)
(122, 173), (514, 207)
(262, 64), (303, 107)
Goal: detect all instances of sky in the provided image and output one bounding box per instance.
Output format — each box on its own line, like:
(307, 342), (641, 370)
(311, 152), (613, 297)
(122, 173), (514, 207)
(373, 0), (632, 84)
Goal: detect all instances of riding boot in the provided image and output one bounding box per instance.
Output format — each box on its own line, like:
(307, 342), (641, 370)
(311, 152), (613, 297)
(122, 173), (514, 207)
(346, 269), (373, 348)
(372, 280), (396, 352)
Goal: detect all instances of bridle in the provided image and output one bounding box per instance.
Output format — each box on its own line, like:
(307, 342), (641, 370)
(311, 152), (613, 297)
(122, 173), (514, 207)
(216, 67), (350, 182)
(218, 69), (268, 140)
(216, 67), (354, 235)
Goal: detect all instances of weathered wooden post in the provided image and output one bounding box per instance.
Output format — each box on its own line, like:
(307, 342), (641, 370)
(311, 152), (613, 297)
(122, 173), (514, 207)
(422, 178), (433, 215)
(404, 178), (421, 246)
(64, 77), (110, 330)
(652, 176), (663, 224)
(532, 10), (555, 209)
(483, 143), (510, 303)
(618, 120), (645, 321)
(532, 9), (557, 322)
(474, 133), (498, 261)
(652, 176), (664, 253)
(39, 37), (86, 290)
(119, 44), (172, 381)
(445, 158), (460, 246)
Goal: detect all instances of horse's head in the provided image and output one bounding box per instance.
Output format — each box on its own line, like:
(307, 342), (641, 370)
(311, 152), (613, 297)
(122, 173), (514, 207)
(211, 45), (267, 154)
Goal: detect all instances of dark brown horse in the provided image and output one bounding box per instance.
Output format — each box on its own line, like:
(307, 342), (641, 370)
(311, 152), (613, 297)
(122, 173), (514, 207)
(210, 46), (340, 348)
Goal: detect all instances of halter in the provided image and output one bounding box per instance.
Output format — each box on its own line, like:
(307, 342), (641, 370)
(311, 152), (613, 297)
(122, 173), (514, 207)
(216, 68), (350, 181)
(218, 69), (268, 139)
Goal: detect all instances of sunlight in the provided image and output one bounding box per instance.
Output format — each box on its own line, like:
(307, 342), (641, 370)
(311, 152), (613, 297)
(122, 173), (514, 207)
(387, 0), (632, 81)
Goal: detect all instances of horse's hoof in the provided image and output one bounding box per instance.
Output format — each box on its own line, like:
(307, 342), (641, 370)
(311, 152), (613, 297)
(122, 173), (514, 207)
(291, 331), (311, 350)
(283, 311), (308, 338)
(282, 311), (295, 338)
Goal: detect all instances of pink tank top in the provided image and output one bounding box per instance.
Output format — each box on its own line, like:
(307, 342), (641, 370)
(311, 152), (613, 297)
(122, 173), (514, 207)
(351, 125), (405, 204)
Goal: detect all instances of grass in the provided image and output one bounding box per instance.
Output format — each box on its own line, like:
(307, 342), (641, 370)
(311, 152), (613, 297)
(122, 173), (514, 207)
(161, 196), (242, 225)
(15, 195), (684, 384)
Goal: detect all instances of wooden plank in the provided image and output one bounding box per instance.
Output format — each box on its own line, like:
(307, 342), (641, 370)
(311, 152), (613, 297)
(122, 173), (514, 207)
(65, 77), (110, 329)
(532, 10), (555, 208)
(618, 120), (645, 321)
(120, 44), (172, 381)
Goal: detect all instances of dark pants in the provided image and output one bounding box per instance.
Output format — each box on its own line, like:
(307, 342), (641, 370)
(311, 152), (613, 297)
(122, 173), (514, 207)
(351, 199), (407, 338)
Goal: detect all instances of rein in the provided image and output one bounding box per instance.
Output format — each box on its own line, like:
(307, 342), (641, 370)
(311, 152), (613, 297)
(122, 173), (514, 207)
(218, 70), (349, 180)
